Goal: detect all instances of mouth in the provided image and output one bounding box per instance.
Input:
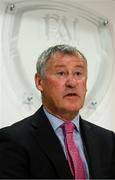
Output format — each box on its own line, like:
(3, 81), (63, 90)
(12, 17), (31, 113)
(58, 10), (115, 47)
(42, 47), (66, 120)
(64, 93), (78, 97)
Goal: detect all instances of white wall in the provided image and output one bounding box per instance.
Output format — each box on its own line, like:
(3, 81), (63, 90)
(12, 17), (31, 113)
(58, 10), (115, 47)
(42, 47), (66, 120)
(0, 0), (115, 131)
(80, 0), (115, 131)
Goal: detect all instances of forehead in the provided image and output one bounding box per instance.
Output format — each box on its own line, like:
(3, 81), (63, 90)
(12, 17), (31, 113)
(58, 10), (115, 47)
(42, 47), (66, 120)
(47, 52), (87, 67)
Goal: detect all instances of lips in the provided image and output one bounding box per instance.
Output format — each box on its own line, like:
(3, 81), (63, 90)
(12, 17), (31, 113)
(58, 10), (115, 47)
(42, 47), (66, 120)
(64, 93), (78, 97)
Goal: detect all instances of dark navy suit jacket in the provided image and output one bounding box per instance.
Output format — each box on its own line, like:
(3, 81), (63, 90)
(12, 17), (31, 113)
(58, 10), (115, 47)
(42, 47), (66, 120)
(0, 106), (115, 179)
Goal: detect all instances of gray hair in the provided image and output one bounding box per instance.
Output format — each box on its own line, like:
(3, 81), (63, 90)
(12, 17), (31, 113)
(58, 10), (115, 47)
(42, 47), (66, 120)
(36, 44), (87, 79)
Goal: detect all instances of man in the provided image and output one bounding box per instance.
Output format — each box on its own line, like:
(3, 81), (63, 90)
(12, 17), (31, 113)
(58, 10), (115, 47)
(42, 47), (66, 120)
(0, 44), (115, 179)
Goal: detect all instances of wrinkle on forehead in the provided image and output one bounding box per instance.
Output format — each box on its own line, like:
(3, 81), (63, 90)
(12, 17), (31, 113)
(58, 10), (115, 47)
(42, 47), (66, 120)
(47, 53), (87, 68)
(50, 51), (86, 60)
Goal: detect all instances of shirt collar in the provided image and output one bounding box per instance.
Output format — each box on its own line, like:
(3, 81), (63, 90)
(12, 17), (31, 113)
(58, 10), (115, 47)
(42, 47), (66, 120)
(43, 107), (80, 132)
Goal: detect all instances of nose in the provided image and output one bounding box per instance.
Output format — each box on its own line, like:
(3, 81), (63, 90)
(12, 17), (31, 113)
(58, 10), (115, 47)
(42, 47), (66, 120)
(65, 74), (77, 88)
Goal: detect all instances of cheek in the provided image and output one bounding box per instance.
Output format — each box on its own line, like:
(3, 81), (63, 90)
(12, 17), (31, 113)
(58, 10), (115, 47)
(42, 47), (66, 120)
(44, 78), (64, 101)
(45, 76), (63, 89)
(77, 80), (87, 92)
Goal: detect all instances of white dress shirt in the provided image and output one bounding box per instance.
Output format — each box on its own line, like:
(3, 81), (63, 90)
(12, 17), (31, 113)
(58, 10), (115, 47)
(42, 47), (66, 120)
(43, 107), (89, 178)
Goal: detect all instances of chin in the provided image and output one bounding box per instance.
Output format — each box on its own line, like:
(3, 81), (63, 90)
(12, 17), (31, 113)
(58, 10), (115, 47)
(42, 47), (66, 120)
(64, 104), (81, 113)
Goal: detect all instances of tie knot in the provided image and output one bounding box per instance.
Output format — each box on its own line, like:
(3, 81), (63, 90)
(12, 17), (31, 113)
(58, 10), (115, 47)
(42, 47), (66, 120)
(63, 122), (74, 134)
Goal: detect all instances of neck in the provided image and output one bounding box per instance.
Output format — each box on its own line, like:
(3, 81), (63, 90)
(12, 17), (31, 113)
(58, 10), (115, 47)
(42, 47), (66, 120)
(43, 106), (79, 122)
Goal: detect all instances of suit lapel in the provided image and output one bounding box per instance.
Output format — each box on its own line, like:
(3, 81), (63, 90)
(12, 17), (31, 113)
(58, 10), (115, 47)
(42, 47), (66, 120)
(31, 107), (73, 179)
(80, 118), (99, 178)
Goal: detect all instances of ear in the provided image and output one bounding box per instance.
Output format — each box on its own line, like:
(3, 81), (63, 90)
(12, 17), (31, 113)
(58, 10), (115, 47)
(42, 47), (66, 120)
(34, 73), (43, 92)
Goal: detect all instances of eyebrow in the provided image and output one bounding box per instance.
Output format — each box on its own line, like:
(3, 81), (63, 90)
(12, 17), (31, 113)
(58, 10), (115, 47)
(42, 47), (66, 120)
(55, 64), (85, 68)
(55, 65), (66, 68)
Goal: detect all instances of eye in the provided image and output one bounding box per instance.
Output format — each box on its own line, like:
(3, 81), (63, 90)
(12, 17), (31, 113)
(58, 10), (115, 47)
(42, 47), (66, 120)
(75, 71), (82, 76)
(57, 71), (65, 76)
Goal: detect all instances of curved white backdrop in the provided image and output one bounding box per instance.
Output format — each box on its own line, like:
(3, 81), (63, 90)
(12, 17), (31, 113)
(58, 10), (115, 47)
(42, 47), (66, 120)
(0, 0), (115, 131)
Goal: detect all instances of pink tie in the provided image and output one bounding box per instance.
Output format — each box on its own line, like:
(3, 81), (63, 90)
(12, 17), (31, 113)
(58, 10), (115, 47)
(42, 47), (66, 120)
(62, 122), (86, 179)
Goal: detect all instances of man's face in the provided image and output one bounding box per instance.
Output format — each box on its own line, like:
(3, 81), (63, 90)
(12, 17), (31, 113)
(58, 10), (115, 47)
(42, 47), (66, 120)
(35, 52), (87, 120)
